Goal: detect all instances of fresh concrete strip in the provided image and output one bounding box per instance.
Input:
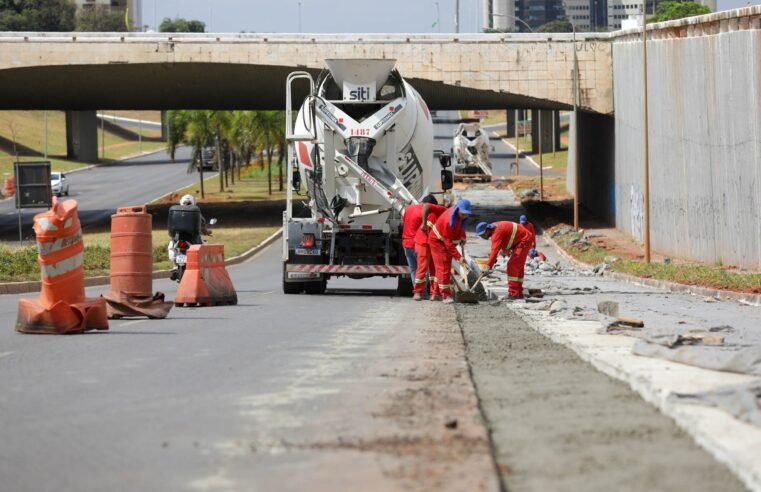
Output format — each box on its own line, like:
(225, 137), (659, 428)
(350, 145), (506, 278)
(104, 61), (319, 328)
(0, 228), (283, 296)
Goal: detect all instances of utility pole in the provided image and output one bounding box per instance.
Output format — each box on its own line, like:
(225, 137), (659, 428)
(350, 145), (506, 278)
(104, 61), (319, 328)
(435, 2), (441, 32)
(43, 111), (48, 160)
(539, 111), (544, 201)
(642, 1), (651, 263)
(572, 23), (580, 231)
(298, 2), (302, 33)
(514, 110), (520, 175)
(455, 0), (460, 33)
(100, 112), (105, 160)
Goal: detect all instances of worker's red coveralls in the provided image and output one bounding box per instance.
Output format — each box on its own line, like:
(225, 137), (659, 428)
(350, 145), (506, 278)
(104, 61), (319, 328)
(413, 204), (447, 295)
(428, 208), (466, 299)
(486, 221), (533, 298)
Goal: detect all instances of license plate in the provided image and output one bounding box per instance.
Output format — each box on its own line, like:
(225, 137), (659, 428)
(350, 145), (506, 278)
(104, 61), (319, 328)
(176, 254), (187, 265)
(295, 248), (321, 256)
(288, 272), (320, 279)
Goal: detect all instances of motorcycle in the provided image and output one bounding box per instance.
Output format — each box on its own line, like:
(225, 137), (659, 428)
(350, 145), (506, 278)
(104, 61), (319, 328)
(167, 203), (217, 282)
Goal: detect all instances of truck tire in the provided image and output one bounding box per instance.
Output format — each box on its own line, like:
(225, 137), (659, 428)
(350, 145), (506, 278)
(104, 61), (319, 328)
(396, 275), (414, 297)
(282, 264), (303, 294)
(304, 277), (327, 295)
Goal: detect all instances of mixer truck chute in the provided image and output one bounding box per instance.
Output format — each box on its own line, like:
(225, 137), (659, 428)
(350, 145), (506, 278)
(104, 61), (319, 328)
(282, 59), (453, 295)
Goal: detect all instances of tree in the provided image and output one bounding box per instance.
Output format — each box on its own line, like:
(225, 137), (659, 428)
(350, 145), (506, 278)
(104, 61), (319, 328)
(166, 110), (216, 199)
(0, 0), (76, 31)
(76, 5), (127, 32)
(536, 20), (574, 33)
(159, 17), (205, 33)
(649, 1), (710, 23)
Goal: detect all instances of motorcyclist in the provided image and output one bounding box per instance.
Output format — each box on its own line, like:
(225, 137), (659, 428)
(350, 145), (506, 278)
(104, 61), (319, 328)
(178, 194), (212, 237)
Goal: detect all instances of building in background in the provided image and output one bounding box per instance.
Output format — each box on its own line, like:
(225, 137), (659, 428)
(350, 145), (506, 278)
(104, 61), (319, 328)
(483, 0), (517, 31)
(515, 0), (566, 31)
(74, 0), (142, 30)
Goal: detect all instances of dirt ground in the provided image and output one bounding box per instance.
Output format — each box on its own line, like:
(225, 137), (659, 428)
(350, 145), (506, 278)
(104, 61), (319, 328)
(456, 303), (745, 492)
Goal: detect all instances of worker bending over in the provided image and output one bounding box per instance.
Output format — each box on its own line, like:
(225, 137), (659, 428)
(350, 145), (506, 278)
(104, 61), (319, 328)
(476, 220), (533, 300)
(428, 199), (472, 304)
(413, 198), (448, 300)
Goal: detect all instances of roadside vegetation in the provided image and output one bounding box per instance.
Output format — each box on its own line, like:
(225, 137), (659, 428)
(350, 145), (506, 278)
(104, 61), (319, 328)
(0, 110), (164, 178)
(0, 226), (278, 282)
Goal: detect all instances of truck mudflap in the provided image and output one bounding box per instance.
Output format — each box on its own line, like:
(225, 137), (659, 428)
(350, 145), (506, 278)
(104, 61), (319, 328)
(286, 264), (410, 275)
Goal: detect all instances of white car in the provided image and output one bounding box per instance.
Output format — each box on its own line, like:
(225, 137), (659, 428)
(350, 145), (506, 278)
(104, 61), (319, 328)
(51, 172), (69, 197)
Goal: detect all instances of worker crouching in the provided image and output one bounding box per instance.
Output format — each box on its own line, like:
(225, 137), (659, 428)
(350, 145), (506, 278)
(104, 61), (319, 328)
(476, 220), (532, 300)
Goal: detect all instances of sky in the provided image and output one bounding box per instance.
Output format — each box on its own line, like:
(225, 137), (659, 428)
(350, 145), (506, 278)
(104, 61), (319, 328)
(140, 0), (760, 33)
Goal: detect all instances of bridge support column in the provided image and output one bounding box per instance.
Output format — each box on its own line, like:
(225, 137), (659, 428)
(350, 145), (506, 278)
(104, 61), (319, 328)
(65, 110), (99, 163)
(567, 110), (615, 225)
(553, 111), (562, 151)
(531, 109), (554, 155)
(505, 110), (516, 138)
(160, 110), (168, 142)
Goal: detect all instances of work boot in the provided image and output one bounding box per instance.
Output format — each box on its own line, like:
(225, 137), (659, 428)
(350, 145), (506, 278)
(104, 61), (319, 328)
(413, 293), (424, 301)
(429, 295), (442, 302)
(442, 297), (454, 304)
(503, 294), (524, 302)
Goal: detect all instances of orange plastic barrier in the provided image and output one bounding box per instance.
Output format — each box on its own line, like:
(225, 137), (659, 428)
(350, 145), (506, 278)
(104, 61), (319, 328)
(3, 176), (14, 197)
(174, 244), (237, 307)
(16, 197), (108, 334)
(103, 205), (173, 319)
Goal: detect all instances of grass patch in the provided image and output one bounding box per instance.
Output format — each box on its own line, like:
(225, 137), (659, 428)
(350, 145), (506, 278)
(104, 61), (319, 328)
(552, 230), (761, 294)
(153, 165), (287, 204)
(0, 110), (165, 178)
(0, 226), (279, 282)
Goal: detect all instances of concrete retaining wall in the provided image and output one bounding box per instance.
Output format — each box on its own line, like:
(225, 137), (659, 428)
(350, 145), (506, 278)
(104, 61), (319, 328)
(613, 16), (761, 268)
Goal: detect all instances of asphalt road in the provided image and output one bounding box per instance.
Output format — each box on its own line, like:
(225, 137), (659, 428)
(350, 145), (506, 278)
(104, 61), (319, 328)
(433, 110), (553, 178)
(0, 146), (209, 239)
(0, 241), (499, 491)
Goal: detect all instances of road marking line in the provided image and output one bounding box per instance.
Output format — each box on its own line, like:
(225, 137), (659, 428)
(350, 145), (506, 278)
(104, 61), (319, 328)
(119, 320), (146, 327)
(0, 352), (13, 359)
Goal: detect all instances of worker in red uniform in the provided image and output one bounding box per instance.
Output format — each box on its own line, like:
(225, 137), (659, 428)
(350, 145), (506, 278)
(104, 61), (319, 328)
(476, 220), (533, 300)
(401, 195), (439, 292)
(413, 199), (448, 300)
(428, 199), (472, 304)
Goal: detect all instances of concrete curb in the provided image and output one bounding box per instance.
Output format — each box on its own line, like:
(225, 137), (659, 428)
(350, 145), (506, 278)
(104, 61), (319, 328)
(0, 228), (282, 296)
(541, 231), (761, 307)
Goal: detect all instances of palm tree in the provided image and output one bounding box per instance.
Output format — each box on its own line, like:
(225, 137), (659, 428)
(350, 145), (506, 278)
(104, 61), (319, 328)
(166, 109), (216, 199)
(253, 111), (284, 195)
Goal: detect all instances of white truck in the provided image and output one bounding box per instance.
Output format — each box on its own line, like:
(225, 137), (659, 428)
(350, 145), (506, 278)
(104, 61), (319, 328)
(453, 122), (493, 178)
(282, 59), (453, 295)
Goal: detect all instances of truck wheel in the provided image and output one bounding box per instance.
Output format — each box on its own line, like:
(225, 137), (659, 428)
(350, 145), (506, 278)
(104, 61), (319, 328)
(304, 277), (327, 295)
(282, 265), (303, 294)
(396, 275), (414, 297)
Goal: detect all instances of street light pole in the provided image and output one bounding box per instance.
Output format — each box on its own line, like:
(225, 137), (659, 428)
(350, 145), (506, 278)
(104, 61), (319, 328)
(642, 2), (651, 263)
(298, 2), (302, 33)
(435, 2), (441, 32)
(455, 0), (460, 33)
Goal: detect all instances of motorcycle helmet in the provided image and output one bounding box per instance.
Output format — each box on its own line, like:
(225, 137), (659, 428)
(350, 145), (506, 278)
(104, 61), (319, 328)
(180, 194), (196, 207)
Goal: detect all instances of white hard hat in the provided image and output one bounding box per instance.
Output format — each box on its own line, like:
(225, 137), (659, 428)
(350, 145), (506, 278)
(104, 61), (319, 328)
(180, 194), (196, 206)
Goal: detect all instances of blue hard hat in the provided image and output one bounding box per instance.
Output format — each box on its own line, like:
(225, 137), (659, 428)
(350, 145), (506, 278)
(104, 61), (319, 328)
(519, 215), (528, 224)
(476, 222), (495, 237)
(456, 199), (473, 215)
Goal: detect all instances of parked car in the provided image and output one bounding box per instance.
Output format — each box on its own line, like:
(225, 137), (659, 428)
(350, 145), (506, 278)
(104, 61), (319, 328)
(197, 147), (216, 171)
(50, 172), (69, 197)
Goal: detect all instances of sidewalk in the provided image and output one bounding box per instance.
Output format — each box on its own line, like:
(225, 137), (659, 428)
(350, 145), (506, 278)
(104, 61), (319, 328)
(458, 185), (761, 491)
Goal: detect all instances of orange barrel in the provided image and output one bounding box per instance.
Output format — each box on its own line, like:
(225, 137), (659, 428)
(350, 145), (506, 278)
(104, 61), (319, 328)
(4, 176), (15, 196)
(34, 197), (86, 308)
(110, 205), (153, 297)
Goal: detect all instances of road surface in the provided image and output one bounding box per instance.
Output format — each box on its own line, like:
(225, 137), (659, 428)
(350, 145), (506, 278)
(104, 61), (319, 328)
(0, 147), (211, 239)
(0, 235), (746, 491)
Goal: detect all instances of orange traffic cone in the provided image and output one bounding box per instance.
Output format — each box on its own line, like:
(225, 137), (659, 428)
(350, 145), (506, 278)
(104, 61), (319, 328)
(16, 197), (108, 334)
(174, 244), (237, 307)
(102, 205), (173, 319)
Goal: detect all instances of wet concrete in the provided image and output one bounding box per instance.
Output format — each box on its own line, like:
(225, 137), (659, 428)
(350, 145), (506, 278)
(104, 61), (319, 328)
(457, 304), (746, 492)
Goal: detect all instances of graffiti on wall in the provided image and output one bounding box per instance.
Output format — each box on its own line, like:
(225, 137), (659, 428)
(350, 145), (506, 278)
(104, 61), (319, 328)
(630, 185), (644, 241)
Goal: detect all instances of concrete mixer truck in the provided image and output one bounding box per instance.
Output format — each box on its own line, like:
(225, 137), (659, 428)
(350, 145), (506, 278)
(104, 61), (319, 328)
(282, 59), (454, 295)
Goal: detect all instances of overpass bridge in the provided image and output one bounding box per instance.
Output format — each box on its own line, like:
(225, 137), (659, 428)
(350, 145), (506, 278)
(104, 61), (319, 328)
(0, 32), (612, 113)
